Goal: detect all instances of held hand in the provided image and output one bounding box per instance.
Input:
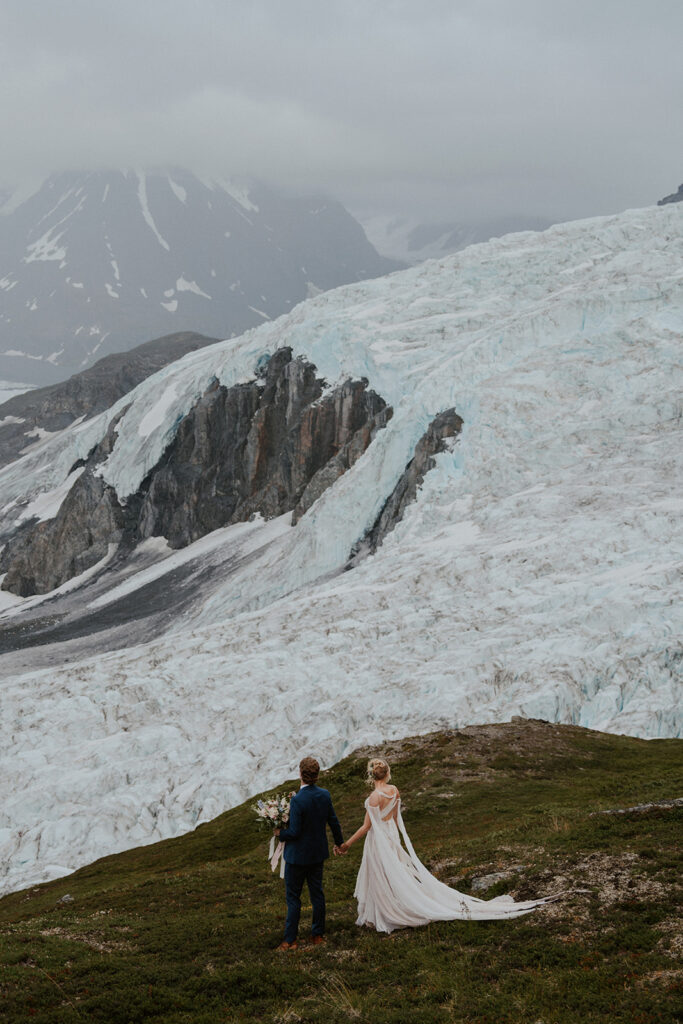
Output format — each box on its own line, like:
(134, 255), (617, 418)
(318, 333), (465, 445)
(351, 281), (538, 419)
(339, 841), (350, 855)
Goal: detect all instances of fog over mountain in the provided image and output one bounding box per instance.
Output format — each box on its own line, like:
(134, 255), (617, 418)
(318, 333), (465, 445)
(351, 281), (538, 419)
(2, 3), (681, 226)
(359, 213), (556, 265)
(0, 168), (399, 385)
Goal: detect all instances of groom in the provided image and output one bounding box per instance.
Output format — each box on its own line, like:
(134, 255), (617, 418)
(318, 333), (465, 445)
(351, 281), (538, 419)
(274, 756), (344, 951)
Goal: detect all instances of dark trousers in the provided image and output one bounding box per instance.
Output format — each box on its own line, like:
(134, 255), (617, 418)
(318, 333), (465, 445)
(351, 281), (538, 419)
(283, 860), (325, 943)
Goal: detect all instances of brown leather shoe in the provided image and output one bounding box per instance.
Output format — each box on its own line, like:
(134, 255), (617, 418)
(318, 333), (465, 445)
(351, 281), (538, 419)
(275, 940), (298, 952)
(310, 935), (326, 946)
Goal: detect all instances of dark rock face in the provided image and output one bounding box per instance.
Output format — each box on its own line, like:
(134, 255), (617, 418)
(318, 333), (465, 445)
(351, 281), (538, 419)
(1, 348), (391, 595)
(0, 331), (220, 470)
(1, 470), (125, 597)
(658, 184), (683, 206)
(292, 396), (391, 524)
(349, 407), (462, 565)
(135, 348), (391, 547)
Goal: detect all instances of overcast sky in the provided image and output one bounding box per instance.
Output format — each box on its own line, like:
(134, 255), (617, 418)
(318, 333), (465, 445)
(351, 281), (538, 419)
(2, 0), (682, 223)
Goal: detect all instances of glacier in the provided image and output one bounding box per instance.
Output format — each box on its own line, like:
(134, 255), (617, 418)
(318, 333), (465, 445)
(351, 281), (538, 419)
(0, 204), (681, 896)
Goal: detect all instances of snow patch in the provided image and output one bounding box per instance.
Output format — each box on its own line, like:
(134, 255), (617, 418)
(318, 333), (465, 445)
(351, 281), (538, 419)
(20, 426), (60, 452)
(0, 543), (118, 621)
(136, 382), (179, 437)
(2, 350), (43, 360)
(168, 177), (187, 204)
(0, 577), (23, 612)
(0, 381), (33, 405)
(176, 276), (211, 299)
(135, 171), (170, 251)
(198, 174), (259, 212)
(23, 228), (67, 264)
(89, 516), (288, 611)
(0, 177), (45, 216)
(247, 305), (271, 320)
(17, 466), (85, 523)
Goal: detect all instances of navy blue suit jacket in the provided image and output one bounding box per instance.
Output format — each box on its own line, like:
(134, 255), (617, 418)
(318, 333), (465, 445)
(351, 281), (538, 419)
(277, 785), (343, 865)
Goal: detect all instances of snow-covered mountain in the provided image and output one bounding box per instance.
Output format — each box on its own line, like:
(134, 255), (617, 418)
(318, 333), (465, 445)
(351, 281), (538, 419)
(359, 212), (553, 264)
(0, 169), (400, 385)
(0, 204), (681, 896)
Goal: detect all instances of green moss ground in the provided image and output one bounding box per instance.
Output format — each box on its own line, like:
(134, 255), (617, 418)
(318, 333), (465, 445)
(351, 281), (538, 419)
(1, 720), (681, 1023)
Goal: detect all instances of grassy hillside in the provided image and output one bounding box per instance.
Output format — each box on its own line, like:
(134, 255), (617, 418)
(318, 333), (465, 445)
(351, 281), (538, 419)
(1, 719), (681, 1023)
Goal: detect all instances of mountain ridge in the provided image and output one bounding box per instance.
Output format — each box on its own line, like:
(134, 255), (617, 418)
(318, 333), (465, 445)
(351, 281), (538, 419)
(0, 168), (401, 385)
(0, 330), (220, 468)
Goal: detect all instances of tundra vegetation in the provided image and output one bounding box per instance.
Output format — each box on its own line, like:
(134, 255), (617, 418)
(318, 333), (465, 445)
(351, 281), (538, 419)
(1, 720), (681, 1023)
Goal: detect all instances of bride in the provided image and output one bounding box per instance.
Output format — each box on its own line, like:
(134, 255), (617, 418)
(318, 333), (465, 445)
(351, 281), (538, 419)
(339, 757), (559, 933)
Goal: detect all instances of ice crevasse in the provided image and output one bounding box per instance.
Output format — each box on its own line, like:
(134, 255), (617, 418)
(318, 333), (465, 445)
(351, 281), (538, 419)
(0, 204), (681, 896)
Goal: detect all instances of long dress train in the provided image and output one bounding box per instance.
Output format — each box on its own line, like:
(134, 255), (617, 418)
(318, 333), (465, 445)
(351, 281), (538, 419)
(354, 791), (558, 933)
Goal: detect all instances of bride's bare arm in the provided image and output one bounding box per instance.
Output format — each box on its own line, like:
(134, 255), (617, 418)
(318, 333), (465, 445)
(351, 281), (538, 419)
(342, 810), (372, 851)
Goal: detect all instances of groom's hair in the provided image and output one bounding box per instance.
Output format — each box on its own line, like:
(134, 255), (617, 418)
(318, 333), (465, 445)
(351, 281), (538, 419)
(299, 757), (320, 784)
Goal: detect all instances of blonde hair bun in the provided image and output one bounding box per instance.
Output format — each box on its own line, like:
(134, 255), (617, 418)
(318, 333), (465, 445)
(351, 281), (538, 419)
(366, 757), (391, 786)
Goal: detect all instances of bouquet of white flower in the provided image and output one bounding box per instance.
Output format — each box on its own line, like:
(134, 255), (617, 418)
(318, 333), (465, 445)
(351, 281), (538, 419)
(252, 792), (294, 877)
(253, 793), (291, 830)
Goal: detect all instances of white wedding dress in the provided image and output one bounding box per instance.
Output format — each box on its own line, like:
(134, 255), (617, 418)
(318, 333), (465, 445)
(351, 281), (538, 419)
(354, 789), (557, 933)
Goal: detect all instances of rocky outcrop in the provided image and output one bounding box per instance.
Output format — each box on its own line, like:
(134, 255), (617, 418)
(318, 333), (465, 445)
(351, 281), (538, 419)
(134, 348), (391, 547)
(292, 398), (391, 523)
(1, 349), (391, 595)
(0, 331), (220, 469)
(0, 470), (125, 597)
(658, 184), (683, 206)
(349, 407), (462, 565)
